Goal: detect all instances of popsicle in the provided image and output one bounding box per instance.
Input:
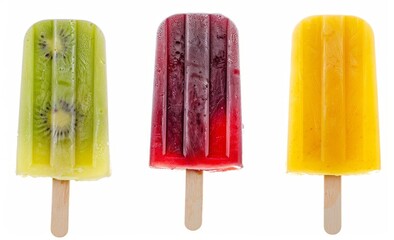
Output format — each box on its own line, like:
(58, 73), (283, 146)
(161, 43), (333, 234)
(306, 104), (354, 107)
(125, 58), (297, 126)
(17, 19), (109, 237)
(287, 15), (379, 234)
(150, 13), (242, 230)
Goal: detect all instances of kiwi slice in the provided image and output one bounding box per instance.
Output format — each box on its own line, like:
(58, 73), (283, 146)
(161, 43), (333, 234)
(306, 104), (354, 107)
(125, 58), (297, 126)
(35, 99), (80, 141)
(38, 28), (73, 60)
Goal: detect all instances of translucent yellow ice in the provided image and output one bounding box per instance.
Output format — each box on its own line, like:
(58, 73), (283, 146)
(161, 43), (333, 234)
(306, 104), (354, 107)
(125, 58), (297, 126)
(287, 16), (380, 175)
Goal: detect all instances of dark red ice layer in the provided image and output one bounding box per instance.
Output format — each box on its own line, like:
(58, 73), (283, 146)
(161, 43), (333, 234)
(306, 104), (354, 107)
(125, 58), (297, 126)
(150, 14), (242, 170)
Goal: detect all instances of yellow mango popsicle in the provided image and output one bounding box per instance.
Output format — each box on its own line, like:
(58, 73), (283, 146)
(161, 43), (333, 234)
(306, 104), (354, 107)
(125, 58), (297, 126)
(287, 15), (380, 234)
(288, 16), (380, 175)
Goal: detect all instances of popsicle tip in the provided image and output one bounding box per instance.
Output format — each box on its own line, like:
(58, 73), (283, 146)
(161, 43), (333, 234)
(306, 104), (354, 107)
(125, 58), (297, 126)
(51, 227), (68, 238)
(294, 15), (374, 34)
(25, 19), (105, 37)
(324, 223), (341, 235)
(185, 221), (202, 231)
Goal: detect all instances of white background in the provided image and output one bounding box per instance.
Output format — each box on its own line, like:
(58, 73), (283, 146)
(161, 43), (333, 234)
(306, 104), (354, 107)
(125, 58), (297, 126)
(0, 0), (392, 239)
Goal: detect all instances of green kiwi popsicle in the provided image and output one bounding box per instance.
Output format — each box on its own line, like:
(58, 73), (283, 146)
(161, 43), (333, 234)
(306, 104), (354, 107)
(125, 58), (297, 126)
(17, 20), (110, 237)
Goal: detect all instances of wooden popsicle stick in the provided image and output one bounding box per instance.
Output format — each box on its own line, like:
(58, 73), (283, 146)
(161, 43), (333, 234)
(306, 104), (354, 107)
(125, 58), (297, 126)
(185, 170), (203, 230)
(51, 179), (70, 237)
(324, 175), (341, 234)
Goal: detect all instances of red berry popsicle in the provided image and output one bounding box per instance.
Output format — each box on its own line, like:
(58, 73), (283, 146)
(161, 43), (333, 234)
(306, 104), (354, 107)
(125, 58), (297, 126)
(150, 14), (242, 230)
